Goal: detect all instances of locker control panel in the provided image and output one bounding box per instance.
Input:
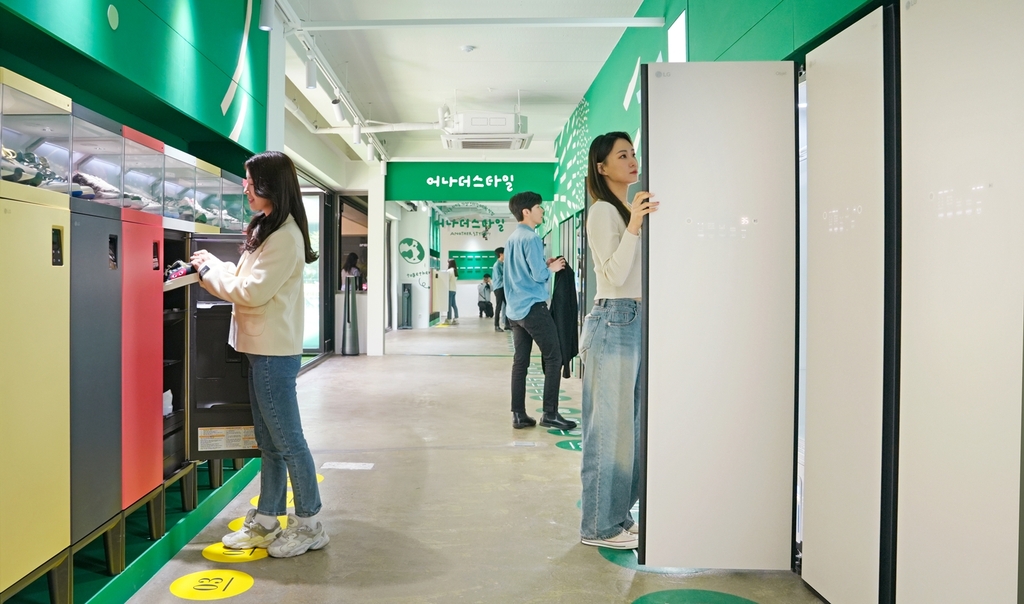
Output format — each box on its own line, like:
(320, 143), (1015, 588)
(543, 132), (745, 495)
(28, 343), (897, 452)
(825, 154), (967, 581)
(51, 227), (63, 266)
(109, 235), (118, 270)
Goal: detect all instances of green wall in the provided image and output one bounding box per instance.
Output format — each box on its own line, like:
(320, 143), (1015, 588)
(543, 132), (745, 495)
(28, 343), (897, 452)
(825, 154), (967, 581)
(0, 0), (268, 167)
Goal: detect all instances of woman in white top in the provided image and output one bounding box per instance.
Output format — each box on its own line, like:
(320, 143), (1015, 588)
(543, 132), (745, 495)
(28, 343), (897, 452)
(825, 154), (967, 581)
(190, 151), (328, 558)
(578, 132), (657, 550)
(445, 259), (460, 325)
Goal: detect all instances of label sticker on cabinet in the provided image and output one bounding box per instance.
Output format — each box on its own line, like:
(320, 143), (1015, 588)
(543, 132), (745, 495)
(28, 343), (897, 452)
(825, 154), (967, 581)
(198, 427), (258, 451)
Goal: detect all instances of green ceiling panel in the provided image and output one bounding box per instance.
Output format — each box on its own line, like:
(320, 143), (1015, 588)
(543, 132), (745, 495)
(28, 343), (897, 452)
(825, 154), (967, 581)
(718, 0), (795, 61)
(0, 0), (266, 153)
(139, 0), (268, 103)
(688, 0), (785, 61)
(792, 0), (872, 49)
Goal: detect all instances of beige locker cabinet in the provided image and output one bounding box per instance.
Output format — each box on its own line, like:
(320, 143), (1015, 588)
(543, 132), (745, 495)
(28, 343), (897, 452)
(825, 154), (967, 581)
(0, 197), (71, 592)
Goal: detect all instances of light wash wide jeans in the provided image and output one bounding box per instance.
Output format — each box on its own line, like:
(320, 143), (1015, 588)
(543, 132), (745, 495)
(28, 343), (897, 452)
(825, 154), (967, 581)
(447, 291), (459, 321)
(247, 353), (322, 518)
(578, 299), (641, 540)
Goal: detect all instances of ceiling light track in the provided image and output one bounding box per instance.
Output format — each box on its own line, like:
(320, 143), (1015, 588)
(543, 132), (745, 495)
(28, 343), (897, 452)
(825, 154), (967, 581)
(298, 17), (665, 31)
(271, 0), (391, 162)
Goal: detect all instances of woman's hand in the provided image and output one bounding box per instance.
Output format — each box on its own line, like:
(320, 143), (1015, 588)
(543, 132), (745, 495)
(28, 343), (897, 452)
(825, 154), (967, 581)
(190, 249), (218, 271)
(626, 191), (659, 236)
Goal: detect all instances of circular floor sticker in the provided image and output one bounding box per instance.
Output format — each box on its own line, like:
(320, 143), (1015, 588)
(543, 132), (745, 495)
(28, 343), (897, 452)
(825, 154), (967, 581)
(632, 590), (757, 603)
(169, 569), (254, 600)
(598, 549), (703, 576)
(228, 515), (288, 532)
(202, 543), (268, 563)
(530, 395), (572, 401)
(555, 439), (582, 451)
(528, 388), (565, 394)
(547, 428), (582, 437)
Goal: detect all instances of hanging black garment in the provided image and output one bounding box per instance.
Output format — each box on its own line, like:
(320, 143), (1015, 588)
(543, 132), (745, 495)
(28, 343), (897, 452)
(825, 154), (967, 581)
(549, 262), (579, 378)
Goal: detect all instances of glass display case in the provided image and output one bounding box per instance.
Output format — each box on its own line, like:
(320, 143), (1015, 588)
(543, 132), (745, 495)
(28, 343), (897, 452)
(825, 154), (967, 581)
(195, 160), (221, 228)
(71, 105), (124, 208)
(163, 147), (196, 222)
(123, 127), (164, 215)
(220, 172), (247, 232)
(0, 68), (72, 204)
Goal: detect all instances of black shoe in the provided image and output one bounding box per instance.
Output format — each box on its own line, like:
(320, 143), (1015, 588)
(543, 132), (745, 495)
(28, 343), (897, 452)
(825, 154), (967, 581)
(512, 413), (537, 429)
(495, 326), (504, 332)
(540, 413), (577, 430)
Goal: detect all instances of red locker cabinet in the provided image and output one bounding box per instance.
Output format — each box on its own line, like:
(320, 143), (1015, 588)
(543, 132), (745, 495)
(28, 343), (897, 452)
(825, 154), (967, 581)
(121, 208), (164, 509)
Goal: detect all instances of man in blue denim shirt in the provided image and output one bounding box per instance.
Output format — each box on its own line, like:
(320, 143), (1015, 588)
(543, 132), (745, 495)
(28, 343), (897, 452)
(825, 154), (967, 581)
(504, 192), (577, 430)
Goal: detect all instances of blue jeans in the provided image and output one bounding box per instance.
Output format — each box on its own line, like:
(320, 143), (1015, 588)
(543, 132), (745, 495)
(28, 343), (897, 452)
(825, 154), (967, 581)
(447, 291), (459, 320)
(578, 300), (641, 540)
(247, 354), (322, 518)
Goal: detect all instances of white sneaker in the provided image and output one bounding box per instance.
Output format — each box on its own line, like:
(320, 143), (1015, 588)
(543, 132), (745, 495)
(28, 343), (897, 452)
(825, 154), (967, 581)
(581, 530), (638, 550)
(625, 523), (639, 536)
(223, 509), (281, 549)
(268, 513), (330, 558)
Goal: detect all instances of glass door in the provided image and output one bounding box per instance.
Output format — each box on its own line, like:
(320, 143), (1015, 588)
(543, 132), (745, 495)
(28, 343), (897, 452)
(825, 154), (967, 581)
(302, 193), (323, 353)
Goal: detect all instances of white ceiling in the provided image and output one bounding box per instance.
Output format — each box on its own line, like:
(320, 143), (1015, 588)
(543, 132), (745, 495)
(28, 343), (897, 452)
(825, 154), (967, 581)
(281, 0), (645, 161)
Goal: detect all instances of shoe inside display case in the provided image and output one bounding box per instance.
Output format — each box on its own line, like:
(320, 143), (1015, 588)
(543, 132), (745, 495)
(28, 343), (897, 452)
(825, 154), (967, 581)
(124, 127), (164, 215)
(71, 105), (125, 207)
(195, 160), (222, 228)
(163, 146), (196, 223)
(220, 171), (247, 232)
(0, 68), (72, 205)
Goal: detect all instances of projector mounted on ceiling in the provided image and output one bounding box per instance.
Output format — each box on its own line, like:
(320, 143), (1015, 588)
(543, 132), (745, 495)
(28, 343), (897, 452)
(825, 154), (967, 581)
(441, 110), (533, 150)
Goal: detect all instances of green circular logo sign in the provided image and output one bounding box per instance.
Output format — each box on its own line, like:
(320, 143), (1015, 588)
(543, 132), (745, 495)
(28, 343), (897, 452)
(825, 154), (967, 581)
(399, 238), (425, 264)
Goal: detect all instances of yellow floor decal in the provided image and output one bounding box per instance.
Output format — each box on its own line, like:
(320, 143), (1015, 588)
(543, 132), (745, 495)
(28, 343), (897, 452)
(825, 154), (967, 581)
(169, 569), (254, 600)
(201, 543), (268, 563)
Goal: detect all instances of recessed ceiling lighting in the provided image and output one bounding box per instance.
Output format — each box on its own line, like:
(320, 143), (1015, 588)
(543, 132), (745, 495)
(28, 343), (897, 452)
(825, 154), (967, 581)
(460, 45), (476, 53)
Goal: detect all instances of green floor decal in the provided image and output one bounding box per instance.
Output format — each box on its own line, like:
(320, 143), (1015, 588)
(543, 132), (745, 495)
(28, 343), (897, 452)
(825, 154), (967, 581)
(537, 407), (581, 414)
(599, 549), (703, 576)
(530, 395), (572, 401)
(632, 590), (757, 603)
(555, 439), (582, 451)
(547, 428), (582, 437)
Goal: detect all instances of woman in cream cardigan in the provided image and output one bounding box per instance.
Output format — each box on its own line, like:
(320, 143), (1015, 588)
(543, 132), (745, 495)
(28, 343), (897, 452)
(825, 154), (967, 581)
(578, 132), (657, 550)
(190, 151), (327, 558)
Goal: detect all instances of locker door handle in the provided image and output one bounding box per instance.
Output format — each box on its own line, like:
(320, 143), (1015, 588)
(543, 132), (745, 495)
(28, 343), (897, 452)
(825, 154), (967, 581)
(109, 235), (118, 270)
(52, 227), (64, 266)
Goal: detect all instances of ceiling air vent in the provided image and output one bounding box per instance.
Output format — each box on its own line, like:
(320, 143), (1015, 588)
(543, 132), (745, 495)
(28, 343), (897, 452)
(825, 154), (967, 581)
(441, 133), (534, 150)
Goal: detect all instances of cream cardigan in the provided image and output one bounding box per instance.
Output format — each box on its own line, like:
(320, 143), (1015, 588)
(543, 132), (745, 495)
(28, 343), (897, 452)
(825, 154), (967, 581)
(199, 215), (306, 356)
(586, 200), (641, 300)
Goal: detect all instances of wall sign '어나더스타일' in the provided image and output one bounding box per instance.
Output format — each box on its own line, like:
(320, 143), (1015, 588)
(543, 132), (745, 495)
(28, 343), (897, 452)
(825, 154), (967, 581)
(385, 162), (555, 202)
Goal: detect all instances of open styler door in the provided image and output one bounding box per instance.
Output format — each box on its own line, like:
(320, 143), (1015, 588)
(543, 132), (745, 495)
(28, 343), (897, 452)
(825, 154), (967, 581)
(640, 61), (796, 570)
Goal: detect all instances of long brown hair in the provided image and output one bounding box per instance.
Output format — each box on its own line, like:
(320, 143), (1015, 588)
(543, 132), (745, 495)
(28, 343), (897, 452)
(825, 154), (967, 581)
(243, 151), (319, 264)
(586, 132), (632, 225)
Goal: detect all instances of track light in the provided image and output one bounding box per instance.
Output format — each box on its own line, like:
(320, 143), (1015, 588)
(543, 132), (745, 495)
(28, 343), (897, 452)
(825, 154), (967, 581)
(305, 55), (317, 90)
(352, 123), (362, 145)
(380, 160), (388, 175)
(332, 98), (346, 123)
(258, 0), (274, 31)
(367, 144), (376, 161)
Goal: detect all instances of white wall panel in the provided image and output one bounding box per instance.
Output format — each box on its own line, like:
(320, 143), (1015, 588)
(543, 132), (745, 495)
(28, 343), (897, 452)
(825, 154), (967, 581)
(644, 62), (795, 570)
(898, 0), (1024, 602)
(801, 9), (885, 604)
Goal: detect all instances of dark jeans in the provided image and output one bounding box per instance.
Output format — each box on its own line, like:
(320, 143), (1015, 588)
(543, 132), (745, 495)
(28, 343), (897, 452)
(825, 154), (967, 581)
(494, 288), (506, 328)
(509, 302), (562, 415)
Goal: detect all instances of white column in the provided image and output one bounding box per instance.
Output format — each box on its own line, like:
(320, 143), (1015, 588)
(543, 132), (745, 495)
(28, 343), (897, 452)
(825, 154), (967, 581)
(265, 2), (285, 152)
(366, 171), (386, 355)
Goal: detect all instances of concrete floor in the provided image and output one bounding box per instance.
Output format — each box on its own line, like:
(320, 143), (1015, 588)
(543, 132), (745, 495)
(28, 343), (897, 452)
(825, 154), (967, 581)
(129, 317), (822, 603)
